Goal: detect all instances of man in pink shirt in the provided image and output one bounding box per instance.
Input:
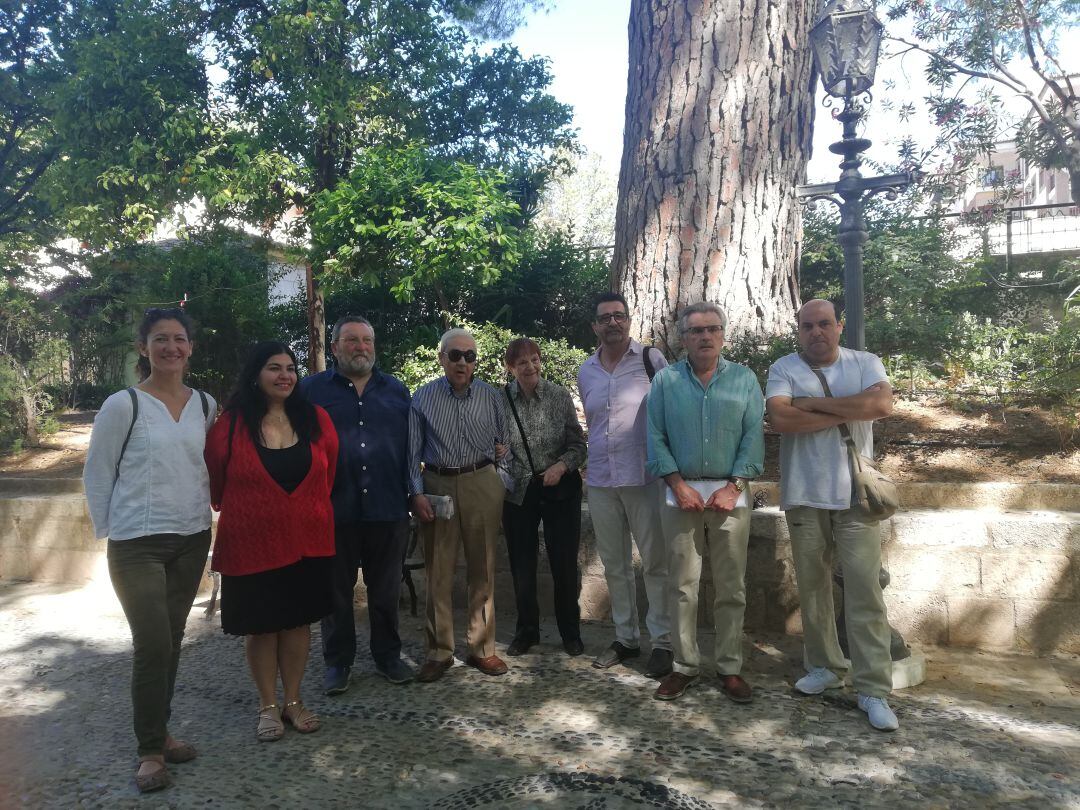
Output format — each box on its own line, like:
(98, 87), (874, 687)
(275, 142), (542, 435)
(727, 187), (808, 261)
(577, 292), (673, 678)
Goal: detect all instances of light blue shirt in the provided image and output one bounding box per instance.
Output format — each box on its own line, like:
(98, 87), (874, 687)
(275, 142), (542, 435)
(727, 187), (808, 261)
(646, 357), (764, 481)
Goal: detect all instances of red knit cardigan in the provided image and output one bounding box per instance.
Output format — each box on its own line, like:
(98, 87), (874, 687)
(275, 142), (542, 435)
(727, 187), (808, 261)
(205, 406), (338, 577)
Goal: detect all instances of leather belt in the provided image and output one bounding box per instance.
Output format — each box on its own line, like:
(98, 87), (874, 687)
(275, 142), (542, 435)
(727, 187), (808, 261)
(429, 459), (492, 476)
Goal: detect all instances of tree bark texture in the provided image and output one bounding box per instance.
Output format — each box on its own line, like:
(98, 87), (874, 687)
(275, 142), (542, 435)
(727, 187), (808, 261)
(612, 0), (816, 352)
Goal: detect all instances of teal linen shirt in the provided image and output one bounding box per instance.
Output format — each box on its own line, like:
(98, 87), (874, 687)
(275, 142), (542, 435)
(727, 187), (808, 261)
(646, 357), (765, 481)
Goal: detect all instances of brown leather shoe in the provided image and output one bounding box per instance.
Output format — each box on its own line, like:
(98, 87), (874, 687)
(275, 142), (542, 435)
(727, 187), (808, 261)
(654, 671), (696, 701)
(721, 674), (753, 704)
(466, 654), (508, 676)
(416, 658), (453, 683)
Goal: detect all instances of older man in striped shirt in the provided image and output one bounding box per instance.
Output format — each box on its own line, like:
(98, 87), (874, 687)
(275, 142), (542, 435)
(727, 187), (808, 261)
(409, 328), (510, 682)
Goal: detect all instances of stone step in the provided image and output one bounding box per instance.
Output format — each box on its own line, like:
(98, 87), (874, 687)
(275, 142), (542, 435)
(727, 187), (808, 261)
(0, 477), (84, 496)
(751, 481), (1080, 512)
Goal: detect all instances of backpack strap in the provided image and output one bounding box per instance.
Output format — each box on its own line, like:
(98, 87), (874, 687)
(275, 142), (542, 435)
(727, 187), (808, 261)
(198, 389), (209, 421)
(642, 345), (657, 381)
(115, 388), (139, 478)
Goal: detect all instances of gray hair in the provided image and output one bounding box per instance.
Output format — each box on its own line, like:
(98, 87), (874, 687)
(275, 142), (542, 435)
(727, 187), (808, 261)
(331, 315), (373, 343)
(678, 301), (728, 334)
(439, 327), (475, 354)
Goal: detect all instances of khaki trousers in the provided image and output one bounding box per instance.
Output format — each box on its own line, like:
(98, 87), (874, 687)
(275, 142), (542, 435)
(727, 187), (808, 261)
(586, 483), (671, 649)
(662, 505), (751, 677)
(421, 465), (504, 661)
(786, 505), (892, 697)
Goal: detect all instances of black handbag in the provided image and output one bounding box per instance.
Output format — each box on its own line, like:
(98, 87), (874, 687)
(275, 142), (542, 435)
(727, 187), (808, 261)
(504, 384), (582, 503)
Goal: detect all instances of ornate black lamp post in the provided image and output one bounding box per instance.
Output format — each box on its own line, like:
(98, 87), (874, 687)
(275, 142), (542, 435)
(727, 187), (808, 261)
(798, 0), (917, 665)
(797, 0), (917, 351)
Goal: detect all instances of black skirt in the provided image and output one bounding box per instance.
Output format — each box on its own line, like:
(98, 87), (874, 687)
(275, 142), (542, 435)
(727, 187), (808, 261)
(220, 556), (334, 636)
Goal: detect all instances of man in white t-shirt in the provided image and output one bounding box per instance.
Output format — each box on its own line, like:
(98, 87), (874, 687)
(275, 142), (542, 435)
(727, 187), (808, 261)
(765, 299), (899, 732)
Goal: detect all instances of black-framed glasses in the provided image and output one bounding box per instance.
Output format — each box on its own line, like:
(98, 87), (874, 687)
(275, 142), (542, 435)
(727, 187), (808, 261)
(595, 311), (628, 325)
(445, 349), (478, 363)
(687, 325), (723, 336)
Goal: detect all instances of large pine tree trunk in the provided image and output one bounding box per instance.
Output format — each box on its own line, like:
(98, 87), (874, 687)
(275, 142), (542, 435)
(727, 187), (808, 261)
(612, 0), (816, 352)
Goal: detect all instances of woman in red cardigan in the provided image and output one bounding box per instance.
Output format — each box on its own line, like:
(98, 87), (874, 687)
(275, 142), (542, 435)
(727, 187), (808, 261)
(205, 341), (338, 742)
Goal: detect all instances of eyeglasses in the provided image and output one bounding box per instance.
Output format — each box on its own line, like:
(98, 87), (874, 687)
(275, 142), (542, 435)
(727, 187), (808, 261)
(595, 311), (628, 325)
(687, 325), (723, 336)
(445, 349), (477, 363)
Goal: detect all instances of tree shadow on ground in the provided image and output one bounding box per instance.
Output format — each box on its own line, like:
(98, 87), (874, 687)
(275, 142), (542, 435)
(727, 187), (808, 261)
(1, 589), (1078, 809)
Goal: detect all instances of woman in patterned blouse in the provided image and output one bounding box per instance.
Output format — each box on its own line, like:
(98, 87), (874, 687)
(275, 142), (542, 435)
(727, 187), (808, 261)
(500, 337), (588, 658)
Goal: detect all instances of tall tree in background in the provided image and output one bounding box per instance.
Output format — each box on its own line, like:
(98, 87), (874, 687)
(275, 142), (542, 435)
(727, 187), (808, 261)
(885, 0), (1079, 204)
(610, 0), (816, 351)
(208, 0), (572, 368)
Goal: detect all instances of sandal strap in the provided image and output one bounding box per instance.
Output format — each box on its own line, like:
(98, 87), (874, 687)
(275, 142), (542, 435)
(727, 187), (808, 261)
(283, 701), (320, 727)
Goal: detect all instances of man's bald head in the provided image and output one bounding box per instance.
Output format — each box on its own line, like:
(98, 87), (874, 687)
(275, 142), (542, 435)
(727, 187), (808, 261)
(797, 299), (843, 364)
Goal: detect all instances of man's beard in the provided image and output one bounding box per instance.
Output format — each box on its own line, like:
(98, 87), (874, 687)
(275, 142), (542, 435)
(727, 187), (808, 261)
(339, 354), (374, 375)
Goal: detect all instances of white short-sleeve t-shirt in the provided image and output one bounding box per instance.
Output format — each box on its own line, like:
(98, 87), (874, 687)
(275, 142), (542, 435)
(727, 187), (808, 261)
(765, 348), (888, 511)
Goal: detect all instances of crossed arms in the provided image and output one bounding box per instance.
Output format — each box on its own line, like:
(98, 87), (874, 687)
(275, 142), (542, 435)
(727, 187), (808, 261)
(766, 382), (893, 434)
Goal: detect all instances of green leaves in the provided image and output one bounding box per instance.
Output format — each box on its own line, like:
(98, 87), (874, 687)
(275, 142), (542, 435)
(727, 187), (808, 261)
(309, 143), (522, 302)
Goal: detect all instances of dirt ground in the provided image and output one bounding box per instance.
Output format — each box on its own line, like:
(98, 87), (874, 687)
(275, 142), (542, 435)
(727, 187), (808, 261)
(2, 399), (1079, 483)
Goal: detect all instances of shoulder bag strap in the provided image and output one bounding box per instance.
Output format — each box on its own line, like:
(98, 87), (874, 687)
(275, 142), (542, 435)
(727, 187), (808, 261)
(116, 387), (139, 478)
(198, 389), (209, 420)
(504, 384), (537, 475)
(799, 353), (859, 454)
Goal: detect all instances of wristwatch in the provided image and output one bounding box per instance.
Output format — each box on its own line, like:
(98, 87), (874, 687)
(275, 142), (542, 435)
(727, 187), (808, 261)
(729, 478), (746, 493)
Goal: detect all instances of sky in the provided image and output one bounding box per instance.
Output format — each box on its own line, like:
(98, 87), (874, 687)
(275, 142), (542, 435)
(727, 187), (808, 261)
(506, 0), (904, 183)
(507, 2), (1077, 186)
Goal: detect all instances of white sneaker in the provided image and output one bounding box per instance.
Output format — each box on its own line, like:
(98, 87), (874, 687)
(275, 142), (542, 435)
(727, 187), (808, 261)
(795, 667), (843, 695)
(858, 694), (899, 731)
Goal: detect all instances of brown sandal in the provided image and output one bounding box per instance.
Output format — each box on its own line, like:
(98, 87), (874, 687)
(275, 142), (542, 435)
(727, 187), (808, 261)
(134, 760), (171, 793)
(163, 740), (197, 764)
(283, 700), (321, 733)
(256, 704), (284, 742)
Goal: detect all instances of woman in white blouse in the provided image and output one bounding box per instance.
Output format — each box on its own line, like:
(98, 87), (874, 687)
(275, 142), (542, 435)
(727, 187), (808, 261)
(83, 307), (216, 794)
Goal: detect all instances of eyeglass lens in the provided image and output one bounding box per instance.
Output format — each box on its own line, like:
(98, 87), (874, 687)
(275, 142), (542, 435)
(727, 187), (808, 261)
(597, 312), (628, 324)
(447, 349), (477, 363)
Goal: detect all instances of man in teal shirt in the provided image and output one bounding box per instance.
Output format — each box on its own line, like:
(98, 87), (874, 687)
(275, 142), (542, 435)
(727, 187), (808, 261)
(647, 301), (764, 703)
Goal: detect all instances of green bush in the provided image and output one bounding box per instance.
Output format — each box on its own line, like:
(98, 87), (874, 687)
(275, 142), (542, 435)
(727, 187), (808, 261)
(723, 331), (801, 387)
(394, 318), (588, 393)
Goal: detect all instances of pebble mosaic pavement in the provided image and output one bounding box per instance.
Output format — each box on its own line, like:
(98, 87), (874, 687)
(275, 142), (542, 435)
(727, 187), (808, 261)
(0, 581), (1077, 809)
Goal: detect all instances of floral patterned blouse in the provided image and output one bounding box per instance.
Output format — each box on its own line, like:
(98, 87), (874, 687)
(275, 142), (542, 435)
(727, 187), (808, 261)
(500, 378), (587, 506)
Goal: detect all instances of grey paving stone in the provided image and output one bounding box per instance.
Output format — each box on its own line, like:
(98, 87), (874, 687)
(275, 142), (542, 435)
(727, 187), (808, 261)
(0, 581), (1077, 809)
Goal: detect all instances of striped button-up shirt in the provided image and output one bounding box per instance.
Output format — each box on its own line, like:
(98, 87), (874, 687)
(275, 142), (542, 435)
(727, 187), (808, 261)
(577, 340), (667, 488)
(408, 376), (508, 494)
(646, 357), (765, 481)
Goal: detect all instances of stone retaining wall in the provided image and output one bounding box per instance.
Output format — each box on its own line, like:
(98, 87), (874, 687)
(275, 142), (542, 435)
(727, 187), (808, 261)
(2, 484), (1077, 653)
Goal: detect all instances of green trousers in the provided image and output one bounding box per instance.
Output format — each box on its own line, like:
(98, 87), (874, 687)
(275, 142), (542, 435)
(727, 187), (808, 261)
(662, 505), (751, 677)
(786, 506), (892, 697)
(107, 529), (211, 756)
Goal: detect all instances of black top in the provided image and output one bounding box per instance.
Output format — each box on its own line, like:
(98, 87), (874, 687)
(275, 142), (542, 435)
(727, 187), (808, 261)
(256, 440), (312, 494)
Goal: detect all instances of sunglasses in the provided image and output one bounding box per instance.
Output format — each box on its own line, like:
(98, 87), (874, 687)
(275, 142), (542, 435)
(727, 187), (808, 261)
(445, 349), (478, 363)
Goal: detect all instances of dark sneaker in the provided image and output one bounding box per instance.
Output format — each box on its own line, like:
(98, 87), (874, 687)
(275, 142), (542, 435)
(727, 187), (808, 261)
(563, 638), (585, 657)
(592, 641), (641, 669)
(375, 658), (415, 684)
(506, 634), (539, 656)
(323, 665), (351, 696)
(654, 671), (696, 701)
(644, 648), (674, 679)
